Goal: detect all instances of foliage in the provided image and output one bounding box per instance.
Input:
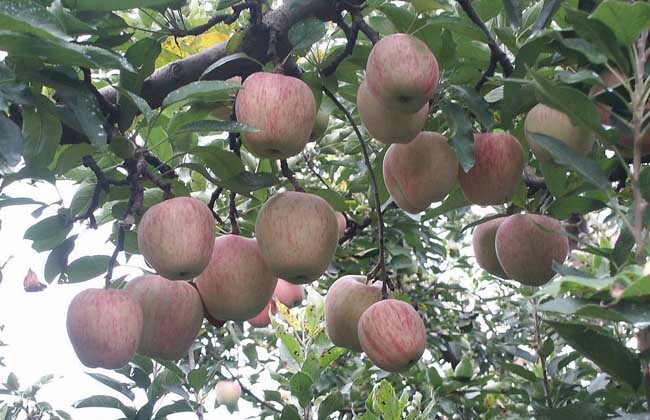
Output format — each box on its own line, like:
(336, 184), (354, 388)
(0, 0), (649, 419)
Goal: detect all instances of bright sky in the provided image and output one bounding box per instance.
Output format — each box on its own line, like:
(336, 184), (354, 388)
(0, 180), (263, 419)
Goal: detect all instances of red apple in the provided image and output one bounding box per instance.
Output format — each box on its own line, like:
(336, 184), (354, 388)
(324, 275), (383, 352)
(365, 33), (439, 113)
(235, 72), (317, 159)
(125, 275), (204, 360)
(383, 131), (459, 213)
(524, 103), (594, 163)
(458, 132), (524, 206)
(495, 214), (569, 286)
(335, 212), (347, 238)
(137, 197), (214, 280)
(196, 235), (277, 320)
(472, 216), (509, 279)
(247, 301), (277, 328)
(274, 279), (305, 308)
(358, 299), (426, 373)
(66, 288), (143, 369)
(357, 80), (429, 144)
(255, 192), (339, 284)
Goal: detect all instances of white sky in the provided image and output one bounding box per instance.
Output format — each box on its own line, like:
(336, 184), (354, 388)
(0, 180), (263, 419)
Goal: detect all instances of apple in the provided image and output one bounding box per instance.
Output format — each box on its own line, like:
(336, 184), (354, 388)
(274, 278), (305, 308)
(472, 216), (509, 279)
(235, 72), (317, 159)
(196, 235), (278, 320)
(255, 192), (339, 284)
(66, 288), (143, 369)
(336, 212), (347, 238)
(524, 103), (594, 163)
(125, 275), (203, 360)
(247, 301), (277, 328)
(310, 109), (330, 142)
(137, 197), (214, 280)
(215, 380), (241, 409)
(357, 80), (429, 145)
(495, 213), (569, 286)
(589, 70), (650, 157)
(458, 132), (524, 206)
(365, 33), (439, 113)
(357, 299), (426, 373)
(324, 275), (382, 352)
(383, 131), (459, 213)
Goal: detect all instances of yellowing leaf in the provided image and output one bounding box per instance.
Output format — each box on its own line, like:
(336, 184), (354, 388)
(276, 300), (301, 331)
(196, 31), (229, 48)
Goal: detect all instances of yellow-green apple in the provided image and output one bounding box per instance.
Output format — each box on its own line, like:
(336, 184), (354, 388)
(255, 192), (338, 284)
(215, 380), (241, 409)
(365, 33), (439, 113)
(495, 214), (569, 286)
(66, 288), (143, 369)
(137, 197), (214, 280)
(125, 275), (203, 360)
(357, 80), (428, 145)
(589, 70), (650, 157)
(324, 275), (382, 352)
(383, 131), (459, 213)
(235, 72), (317, 159)
(357, 299), (426, 372)
(524, 103), (594, 162)
(472, 216), (509, 279)
(196, 235), (277, 320)
(310, 109), (330, 142)
(458, 132), (524, 206)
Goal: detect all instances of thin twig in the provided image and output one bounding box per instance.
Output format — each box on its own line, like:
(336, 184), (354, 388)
(533, 304), (552, 407)
(81, 67), (118, 123)
(105, 225), (125, 287)
(143, 150), (178, 179)
(229, 192), (240, 235)
(302, 151), (331, 189)
(168, 2), (260, 37)
(321, 86), (391, 296)
(475, 53), (497, 91)
(208, 186), (225, 224)
(218, 370), (282, 413)
(456, 0), (514, 77)
(280, 160), (305, 192)
(144, 165), (175, 199)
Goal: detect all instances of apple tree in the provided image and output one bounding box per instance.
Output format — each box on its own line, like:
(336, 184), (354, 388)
(1, 0), (650, 419)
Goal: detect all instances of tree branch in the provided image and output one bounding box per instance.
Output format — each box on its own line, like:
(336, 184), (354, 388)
(169, 2), (261, 37)
(281, 159), (305, 192)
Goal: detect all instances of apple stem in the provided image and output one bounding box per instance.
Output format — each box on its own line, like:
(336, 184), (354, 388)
(229, 192), (240, 235)
(321, 86), (391, 295)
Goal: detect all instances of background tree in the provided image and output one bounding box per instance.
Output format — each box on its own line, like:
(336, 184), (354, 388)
(0, 0), (649, 419)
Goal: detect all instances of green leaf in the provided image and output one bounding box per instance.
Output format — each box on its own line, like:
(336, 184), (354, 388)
(537, 402), (607, 420)
(24, 215), (72, 252)
(423, 186), (469, 221)
(66, 255), (111, 283)
(0, 0), (68, 40)
(289, 372), (313, 408)
(441, 101), (474, 172)
(319, 346), (346, 368)
(533, 0), (562, 32)
(0, 30), (134, 71)
(21, 101), (62, 170)
(289, 18), (327, 54)
(503, 363), (537, 382)
(153, 400), (193, 420)
(591, 0), (650, 45)
(192, 146), (245, 180)
(373, 380), (404, 420)
(187, 367), (208, 391)
(6, 373), (19, 391)
(547, 320), (641, 389)
(539, 337), (555, 357)
(62, 0), (182, 11)
(86, 373), (135, 400)
(526, 133), (609, 190)
(73, 396), (136, 419)
(200, 52), (263, 80)
(222, 171), (278, 194)
(280, 405), (301, 420)
(161, 80), (239, 108)
(546, 196), (606, 220)
(305, 188), (346, 212)
(114, 87), (155, 123)
(447, 85), (493, 131)
(453, 354), (474, 380)
(318, 391), (344, 420)
(0, 113), (23, 174)
(177, 120), (259, 134)
(44, 235), (76, 283)
(539, 297), (650, 325)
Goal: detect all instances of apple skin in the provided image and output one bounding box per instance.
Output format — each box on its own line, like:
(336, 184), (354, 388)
(196, 235), (278, 320)
(495, 214), (569, 286)
(274, 279), (305, 308)
(235, 72), (317, 159)
(247, 301), (277, 328)
(524, 103), (594, 162)
(324, 275), (383, 352)
(336, 212), (347, 238)
(66, 288), (143, 369)
(458, 132), (524, 206)
(125, 275), (204, 360)
(357, 80), (429, 145)
(472, 216), (509, 279)
(365, 33), (439, 113)
(215, 380), (242, 408)
(589, 70), (650, 157)
(310, 109), (330, 142)
(357, 299), (426, 373)
(383, 131), (459, 213)
(255, 192), (339, 284)
(137, 197), (215, 280)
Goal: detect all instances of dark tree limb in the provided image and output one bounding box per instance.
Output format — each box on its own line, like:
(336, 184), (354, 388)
(168, 2), (261, 37)
(281, 159), (305, 192)
(208, 186), (225, 224)
(81, 67), (119, 124)
(351, 8), (379, 45)
(229, 192), (240, 235)
(105, 225), (125, 287)
(144, 165), (175, 199)
(143, 150), (178, 179)
(338, 215), (371, 245)
(456, 0), (514, 77)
